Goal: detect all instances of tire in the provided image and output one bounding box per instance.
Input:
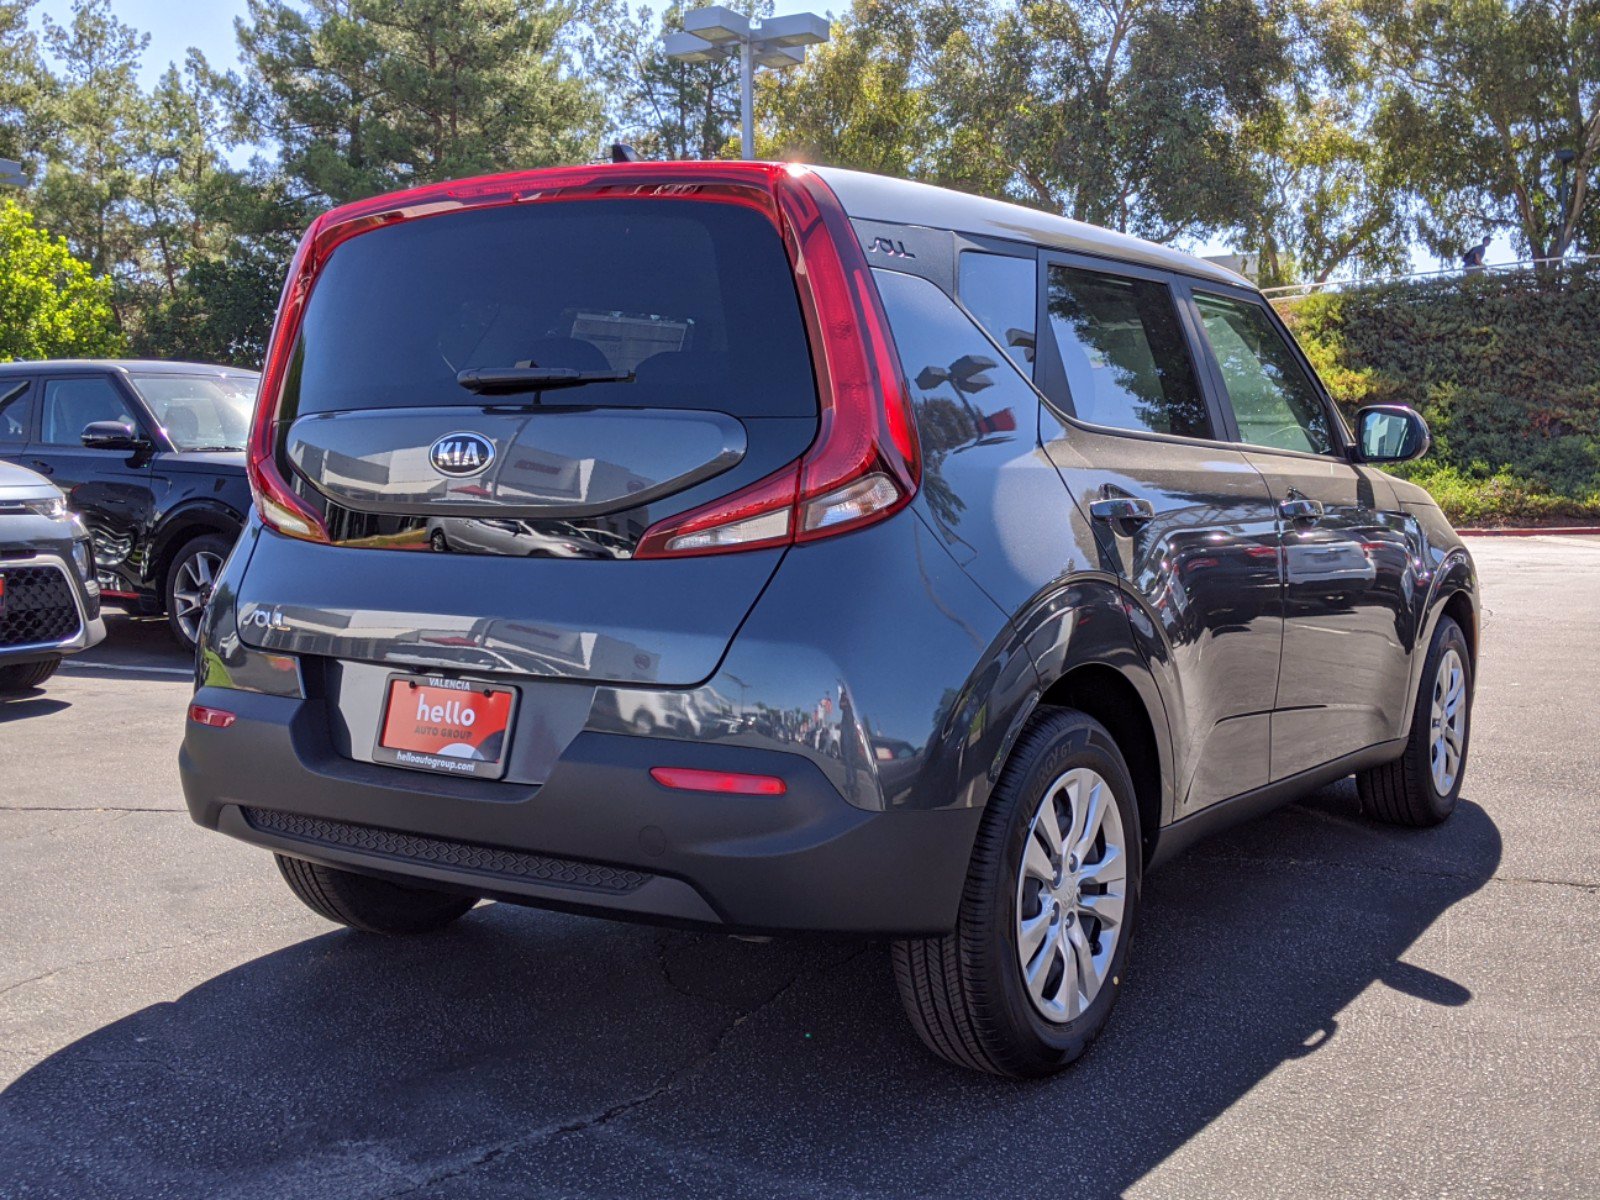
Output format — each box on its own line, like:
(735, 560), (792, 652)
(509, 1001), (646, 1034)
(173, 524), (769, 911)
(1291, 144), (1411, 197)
(1356, 615), (1472, 827)
(164, 533), (233, 652)
(0, 656), (61, 693)
(892, 707), (1143, 1077)
(274, 854), (477, 934)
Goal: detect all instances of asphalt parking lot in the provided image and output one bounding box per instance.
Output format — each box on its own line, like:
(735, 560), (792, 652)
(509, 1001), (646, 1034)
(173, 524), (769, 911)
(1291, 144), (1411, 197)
(2, 537), (1597, 1199)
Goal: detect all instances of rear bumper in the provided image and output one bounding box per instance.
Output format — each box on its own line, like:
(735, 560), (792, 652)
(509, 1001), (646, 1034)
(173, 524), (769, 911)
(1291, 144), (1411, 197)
(180, 686), (982, 935)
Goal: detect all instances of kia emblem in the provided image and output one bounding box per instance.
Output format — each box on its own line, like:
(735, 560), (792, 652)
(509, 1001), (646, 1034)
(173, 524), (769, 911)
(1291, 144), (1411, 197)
(429, 431), (495, 478)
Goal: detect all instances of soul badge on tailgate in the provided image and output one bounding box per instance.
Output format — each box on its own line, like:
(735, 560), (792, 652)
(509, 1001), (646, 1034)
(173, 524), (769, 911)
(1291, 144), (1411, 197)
(373, 674), (517, 780)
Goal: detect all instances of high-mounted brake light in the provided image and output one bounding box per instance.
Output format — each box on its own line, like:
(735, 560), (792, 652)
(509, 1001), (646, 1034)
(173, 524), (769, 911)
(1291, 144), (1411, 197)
(248, 162), (919, 551)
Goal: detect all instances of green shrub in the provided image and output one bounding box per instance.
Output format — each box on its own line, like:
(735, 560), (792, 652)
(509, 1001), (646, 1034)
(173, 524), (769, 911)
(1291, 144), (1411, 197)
(1277, 263), (1600, 526)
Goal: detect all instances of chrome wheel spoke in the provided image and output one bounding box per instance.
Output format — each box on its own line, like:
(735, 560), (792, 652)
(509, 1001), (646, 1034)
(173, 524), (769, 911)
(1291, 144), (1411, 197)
(1017, 907), (1052, 962)
(1078, 889), (1124, 931)
(1079, 844), (1125, 887)
(1022, 836), (1054, 885)
(1070, 779), (1106, 860)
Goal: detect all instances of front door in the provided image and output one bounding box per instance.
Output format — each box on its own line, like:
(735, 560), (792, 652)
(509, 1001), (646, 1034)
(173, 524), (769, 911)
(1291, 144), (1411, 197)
(1187, 286), (1414, 779)
(28, 374), (158, 596)
(1036, 256), (1284, 813)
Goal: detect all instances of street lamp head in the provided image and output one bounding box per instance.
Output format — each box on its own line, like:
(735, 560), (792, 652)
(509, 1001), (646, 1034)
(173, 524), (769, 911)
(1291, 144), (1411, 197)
(752, 44), (808, 69)
(683, 5), (752, 43)
(753, 13), (832, 48)
(1555, 147), (1577, 165)
(662, 30), (732, 64)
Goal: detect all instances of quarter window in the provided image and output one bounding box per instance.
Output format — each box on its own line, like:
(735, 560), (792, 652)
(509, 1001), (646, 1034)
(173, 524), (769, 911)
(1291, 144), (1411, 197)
(1044, 265), (1211, 439)
(1194, 292), (1333, 456)
(0, 381), (31, 444)
(40, 377), (141, 446)
(959, 251), (1037, 375)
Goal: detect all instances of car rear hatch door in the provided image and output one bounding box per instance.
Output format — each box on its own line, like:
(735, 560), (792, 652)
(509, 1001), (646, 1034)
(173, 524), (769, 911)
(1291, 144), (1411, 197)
(236, 176), (821, 686)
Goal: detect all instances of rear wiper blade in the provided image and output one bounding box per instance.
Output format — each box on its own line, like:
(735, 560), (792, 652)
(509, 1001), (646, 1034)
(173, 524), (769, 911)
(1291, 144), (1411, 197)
(455, 366), (634, 396)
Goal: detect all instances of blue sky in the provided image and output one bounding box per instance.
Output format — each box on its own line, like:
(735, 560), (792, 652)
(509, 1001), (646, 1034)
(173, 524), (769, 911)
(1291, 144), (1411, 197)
(30, 0), (1501, 272)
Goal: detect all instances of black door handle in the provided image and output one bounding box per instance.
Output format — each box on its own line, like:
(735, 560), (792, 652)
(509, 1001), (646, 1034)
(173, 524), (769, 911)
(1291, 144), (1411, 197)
(1090, 496), (1156, 526)
(29, 460), (53, 476)
(1279, 497), (1324, 522)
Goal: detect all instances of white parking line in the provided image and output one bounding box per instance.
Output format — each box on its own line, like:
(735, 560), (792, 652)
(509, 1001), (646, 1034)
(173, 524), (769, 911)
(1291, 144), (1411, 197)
(57, 662), (193, 677)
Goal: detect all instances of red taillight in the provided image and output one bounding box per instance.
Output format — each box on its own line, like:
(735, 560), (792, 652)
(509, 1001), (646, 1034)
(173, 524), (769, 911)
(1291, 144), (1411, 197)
(649, 766), (788, 796)
(635, 166), (920, 558)
(188, 704), (237, 729)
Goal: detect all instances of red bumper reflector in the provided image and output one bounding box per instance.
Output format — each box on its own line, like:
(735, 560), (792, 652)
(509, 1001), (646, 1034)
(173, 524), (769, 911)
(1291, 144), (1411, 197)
(649, 767), (787, 796)
(188, 704), (237, 729)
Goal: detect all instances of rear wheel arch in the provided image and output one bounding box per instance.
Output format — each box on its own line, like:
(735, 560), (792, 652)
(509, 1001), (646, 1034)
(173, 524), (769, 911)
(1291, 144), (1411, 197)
(1038, 664), (1164, 866)
(150, 510), (242, 595)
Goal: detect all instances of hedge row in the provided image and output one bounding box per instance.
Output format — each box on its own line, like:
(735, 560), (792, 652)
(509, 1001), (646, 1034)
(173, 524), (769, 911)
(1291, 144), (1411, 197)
(1275, 262), (1600, 526)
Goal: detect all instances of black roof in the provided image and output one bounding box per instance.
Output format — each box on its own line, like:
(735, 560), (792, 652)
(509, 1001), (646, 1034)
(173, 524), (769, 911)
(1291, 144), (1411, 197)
(0, 359), (258, 377)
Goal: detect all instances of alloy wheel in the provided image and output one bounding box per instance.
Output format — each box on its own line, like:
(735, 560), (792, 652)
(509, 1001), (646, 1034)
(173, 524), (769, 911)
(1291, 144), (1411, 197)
(171, 549), (223, 644)
(1014, 767), (1128, 1024)
(1429, 647), (1467, 794)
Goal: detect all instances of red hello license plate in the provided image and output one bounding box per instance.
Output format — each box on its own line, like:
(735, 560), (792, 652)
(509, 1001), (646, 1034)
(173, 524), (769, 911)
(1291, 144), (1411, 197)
(374, 675), (517, 780)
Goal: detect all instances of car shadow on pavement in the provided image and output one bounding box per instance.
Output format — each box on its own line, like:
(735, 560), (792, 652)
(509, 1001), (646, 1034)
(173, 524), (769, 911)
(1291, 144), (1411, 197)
(0, 782), (1500, 1198)
(0, 693), (68, 722)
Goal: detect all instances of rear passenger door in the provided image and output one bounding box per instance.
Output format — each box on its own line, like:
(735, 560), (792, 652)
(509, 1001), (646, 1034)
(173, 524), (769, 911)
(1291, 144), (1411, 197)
(1186, 285), (1414, 778)
(1036, 255), (1284, 813)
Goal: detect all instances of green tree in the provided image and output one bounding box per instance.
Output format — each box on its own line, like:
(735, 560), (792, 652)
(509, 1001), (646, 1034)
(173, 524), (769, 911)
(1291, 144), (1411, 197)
(762, 0), (1293, 240)
(760, 0), (936, 177)
(29, 0), (147, 280)
(0, 0), (50, 167)
(232, 0), (602, 207)
(1243, 2), (1414, 285)
(1359, 0), (1600, 261)
(0, 198), (121, 361)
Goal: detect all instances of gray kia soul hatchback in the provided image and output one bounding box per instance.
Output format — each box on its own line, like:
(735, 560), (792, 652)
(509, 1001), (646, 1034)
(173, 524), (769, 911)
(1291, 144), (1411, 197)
(181, 161), (1478, 1077)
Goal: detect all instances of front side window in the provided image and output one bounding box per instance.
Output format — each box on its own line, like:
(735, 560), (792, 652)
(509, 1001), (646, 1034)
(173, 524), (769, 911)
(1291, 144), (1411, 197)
(959, 251), (1037, 375)
(131, 374), (256, 451)
(1044, 265), (1211, 439)
(1194, 292), (1333, 456)
(39, 377), (140, 446)
(0, 381), (31, 444)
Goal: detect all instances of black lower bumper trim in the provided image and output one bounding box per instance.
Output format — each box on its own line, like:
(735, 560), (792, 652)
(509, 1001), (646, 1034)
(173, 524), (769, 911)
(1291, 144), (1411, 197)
(242, 807), (651, 895)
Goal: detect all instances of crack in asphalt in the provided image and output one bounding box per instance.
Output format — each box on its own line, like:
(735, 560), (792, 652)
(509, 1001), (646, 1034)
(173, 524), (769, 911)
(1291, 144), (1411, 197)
(378, 942), (871, 1198)
(0, 806), (181, 813)
(1194, 850), (1599, 894)
(0, 918), (309, 1002)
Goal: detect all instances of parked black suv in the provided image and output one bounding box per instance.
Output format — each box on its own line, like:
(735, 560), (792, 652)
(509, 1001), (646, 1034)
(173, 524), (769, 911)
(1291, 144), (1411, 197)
(0, 360), (259, 649)
(180, 163), (1478, 1076)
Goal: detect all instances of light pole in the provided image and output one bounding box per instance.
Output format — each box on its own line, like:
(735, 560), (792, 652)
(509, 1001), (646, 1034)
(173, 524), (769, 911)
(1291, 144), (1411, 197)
(662, 6), (831, 159)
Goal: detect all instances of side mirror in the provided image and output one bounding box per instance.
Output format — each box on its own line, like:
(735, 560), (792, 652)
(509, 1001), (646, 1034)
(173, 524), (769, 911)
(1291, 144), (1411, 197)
(81, 420), (147, 451)
(1354, 405), (1430, 464)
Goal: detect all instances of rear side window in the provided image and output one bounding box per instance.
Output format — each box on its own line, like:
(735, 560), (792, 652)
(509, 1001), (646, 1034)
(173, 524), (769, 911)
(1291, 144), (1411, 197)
(0, 380), (31, 443)
(39, 377), (141, 446)
(959, 251), (1037, 375)
(286, 200), (816, 420)
(1045, 265), (1210, 440)
(1193, 292), (1334, 456)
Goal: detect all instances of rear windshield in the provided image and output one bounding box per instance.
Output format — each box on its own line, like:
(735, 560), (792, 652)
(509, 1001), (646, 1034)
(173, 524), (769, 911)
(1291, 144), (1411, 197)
(285, 199), (817, 420)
